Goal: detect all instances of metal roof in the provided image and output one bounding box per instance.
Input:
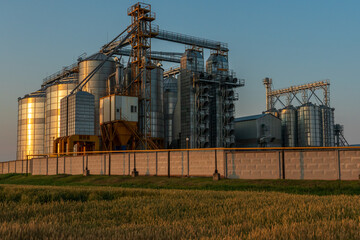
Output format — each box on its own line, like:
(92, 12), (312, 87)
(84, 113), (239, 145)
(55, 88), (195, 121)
(234, 114), (270, 122)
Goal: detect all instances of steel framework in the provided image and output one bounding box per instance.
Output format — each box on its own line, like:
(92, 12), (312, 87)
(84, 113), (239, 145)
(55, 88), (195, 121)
(263, 78), (331, 110)
(128, 2), (158, 149)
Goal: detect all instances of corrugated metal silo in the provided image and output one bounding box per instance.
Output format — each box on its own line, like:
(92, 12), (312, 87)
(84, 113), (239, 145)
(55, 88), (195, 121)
(44, 77), (77, 154)
(320, 105), (335, 147)
(17, 90), (46, 160)
(163, 76), (178, 148)
(280, 106), (297, 147)
(148, 66), (164, 139)
(79, 53), (116, 135)
(297, 103), (322, 147)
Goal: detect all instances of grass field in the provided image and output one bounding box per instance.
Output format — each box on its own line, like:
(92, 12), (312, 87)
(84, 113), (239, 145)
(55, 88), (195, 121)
(1, 174), (360, 239)
(1, 173), (360, 195)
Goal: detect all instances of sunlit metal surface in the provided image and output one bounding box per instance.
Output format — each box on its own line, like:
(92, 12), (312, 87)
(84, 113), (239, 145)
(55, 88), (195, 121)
(79, 53), (116, 135)
(297, 103), (322, 147)
(44, 77), (77, 154)
(17, 91), (46, 160)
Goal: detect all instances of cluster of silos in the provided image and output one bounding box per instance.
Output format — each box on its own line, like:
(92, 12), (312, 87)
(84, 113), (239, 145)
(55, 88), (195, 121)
(279, 103), (334, 147)
(17, 90), (46, 160)
(171, 49), (237, 148)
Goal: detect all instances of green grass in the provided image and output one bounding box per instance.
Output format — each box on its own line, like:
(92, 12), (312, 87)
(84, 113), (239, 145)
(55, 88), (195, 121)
(1, 174), (360, 195)
(0, 184), (360, 239)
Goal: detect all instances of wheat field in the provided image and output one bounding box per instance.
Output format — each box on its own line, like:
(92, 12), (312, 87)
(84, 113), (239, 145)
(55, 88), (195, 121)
(0, 184), (359, 239)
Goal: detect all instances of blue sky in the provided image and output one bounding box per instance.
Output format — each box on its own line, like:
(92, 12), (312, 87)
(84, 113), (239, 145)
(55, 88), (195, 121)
(1, 0), (360, 161)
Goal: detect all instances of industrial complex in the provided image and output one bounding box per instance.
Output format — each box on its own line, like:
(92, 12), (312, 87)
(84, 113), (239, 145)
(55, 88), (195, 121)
(16, 2), (348, 161)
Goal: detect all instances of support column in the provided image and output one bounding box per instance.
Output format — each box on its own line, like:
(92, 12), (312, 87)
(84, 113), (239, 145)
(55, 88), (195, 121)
(213, 149), (220, 181)
(131, 152), (138, 177)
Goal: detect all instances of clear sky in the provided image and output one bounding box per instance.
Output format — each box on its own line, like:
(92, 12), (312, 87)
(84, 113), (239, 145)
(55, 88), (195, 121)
(1, 0), (360, 161)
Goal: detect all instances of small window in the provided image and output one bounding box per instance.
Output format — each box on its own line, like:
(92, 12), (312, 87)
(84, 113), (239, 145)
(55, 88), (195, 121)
(117, 109), (120, 113)
(134, 106), (137, 112)
(131, 106), (134, 112)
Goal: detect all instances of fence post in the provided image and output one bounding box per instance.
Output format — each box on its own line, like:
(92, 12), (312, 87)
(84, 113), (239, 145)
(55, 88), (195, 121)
(224, 150), (228, 179)
(168, 151), (170, 178)
(108, 153), (111, 176)
(128, 153), (131, 175)
(83, 154), (89, 176)
(64, 156), (66, 174)
(131, 152), (138, 177)
(213, 149), (220, 181)
(282, 150), (286, 179)
(26, 156), (28, 176)
(103, 154), (106, 175)
(187, 149), (190, 177)
(155, 151), (158, 176)
(337, 149), (341, 180)
(278, 151), (282, 179)
(46, 156), (49, 176)
(56, 155), (58, 175)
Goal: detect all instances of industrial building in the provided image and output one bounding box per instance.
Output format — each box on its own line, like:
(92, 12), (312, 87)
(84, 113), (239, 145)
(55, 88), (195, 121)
(16, 2), (244, 160)
(234, 114), (282, 147)
(16, 2), (349, 161)
(263, 78), (347, 147)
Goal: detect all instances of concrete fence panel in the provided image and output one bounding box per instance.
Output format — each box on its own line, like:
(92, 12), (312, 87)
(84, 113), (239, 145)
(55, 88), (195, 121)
(32, 158), (47, 175)
(87, 155), (106, 175)
(285, 151), (338, 180)
(169, 151), (187, 177)
(156, 152), (168, 176)
(135, 152), (157, 176)
(340, 150), (360, 180)
(9, 161), (16, 173)
(189, 151), (218, 177)
(47, 158), (57, 175)
(227, 151), (279, 179)
(110, 153), (130, 175)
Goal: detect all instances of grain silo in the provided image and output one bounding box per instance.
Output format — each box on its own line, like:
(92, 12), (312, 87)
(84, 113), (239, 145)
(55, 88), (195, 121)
(44, 77), (77, 154)
(17, 90), (46, 160)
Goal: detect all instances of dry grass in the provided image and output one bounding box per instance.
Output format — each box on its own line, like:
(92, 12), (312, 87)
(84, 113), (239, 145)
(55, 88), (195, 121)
(0, 185), (360, 239)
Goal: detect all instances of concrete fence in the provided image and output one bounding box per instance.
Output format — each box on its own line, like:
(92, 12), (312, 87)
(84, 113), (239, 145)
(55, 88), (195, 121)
(2, 148), (360, 180)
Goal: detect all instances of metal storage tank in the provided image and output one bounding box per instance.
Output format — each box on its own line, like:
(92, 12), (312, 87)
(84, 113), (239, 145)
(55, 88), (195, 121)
(148, 66), (164, 139)
(163, 76), (178, 148)
(180, 49), (204, 72)
(320, 105), (335, 146)
(172, 75), (182, 148)
(206, 53), (228, 76)
(17, 90), (46, 160)
(280, 106), (297, 147)
(60, 91), (95, 137)
(79, 53), (116, 135)
(297, 103), (322, 147)
(44, 77), (77, 154)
